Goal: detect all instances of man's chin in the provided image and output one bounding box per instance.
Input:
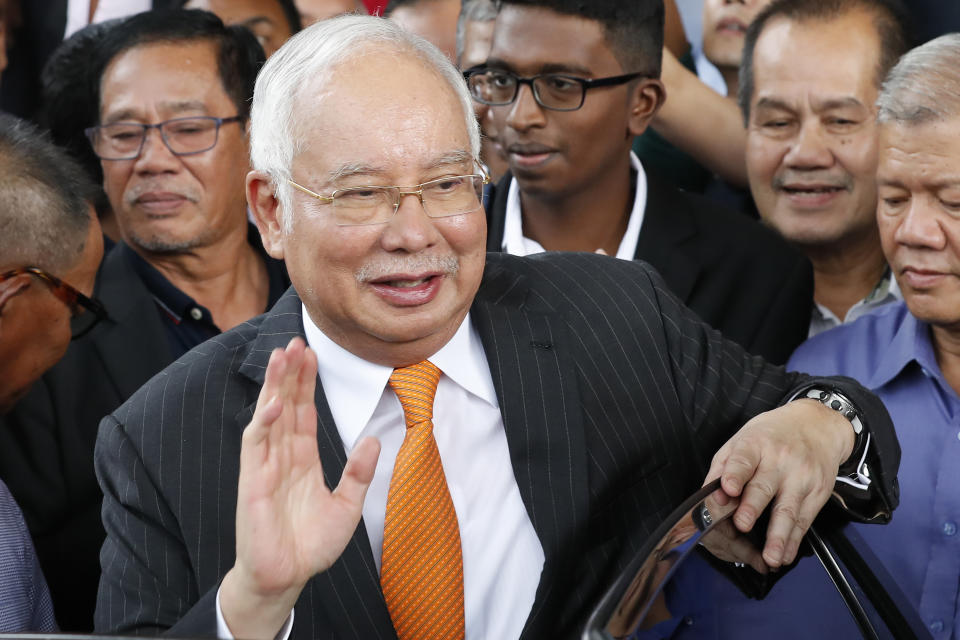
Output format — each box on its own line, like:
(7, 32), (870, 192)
(127, 230), (208, 255)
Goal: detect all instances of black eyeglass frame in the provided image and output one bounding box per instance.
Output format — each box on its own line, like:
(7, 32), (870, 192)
(0, 267), (108, 339)
(84, 115), (244, 161)
(463, 67), (648, 112)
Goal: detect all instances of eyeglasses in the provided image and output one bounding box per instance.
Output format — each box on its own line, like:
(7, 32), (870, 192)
(0, 267), (108, 339)
(85, 115), (243, 160)
(464, 67), (647, 112)
(286, 171), (490, 227)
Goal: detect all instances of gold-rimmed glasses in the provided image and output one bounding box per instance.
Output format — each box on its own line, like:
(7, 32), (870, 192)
(286, 171), (490, 226)
(0, 267), (107, 339)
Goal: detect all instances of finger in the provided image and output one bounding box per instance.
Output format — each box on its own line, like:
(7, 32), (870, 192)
(275, 339), (307, 435)
(780, 487), (828, 566)
(732, 463), (780, 534)
(246, 349), (288, 446)
(334, 437), (381, 510)
(706, 521), (768, 574)
(296, 347), (317, 428)
(759, 490), (806, 567)
(703, 444), (733, 506)
(720, 442), (763, 500)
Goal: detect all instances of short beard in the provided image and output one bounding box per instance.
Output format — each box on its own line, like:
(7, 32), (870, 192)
(128, 228), (215, 255)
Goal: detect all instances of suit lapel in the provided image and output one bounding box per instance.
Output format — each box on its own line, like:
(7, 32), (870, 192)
(634, 176), (701, 303)
(90, 245), (173, 400)
(236, 291), (396, 639)
(471, 257), (590, 638)
(485, 172), (512, 252)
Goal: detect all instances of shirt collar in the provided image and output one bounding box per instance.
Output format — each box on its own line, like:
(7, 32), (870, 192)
(120, 223), (289, 323)
(121, 242), (199, 323)
(502, 151), (647, 260)
(303, 307), (498, 450)
(865, 304), (941, 390)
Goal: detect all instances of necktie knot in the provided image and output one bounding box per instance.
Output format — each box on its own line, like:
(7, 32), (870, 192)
(388, 360), (441, 429)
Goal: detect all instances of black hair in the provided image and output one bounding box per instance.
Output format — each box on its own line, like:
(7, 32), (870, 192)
(177, 0), (303, 35)
(494, 0), (665, 77)
(0, 113), (97, 272)
(39, 19), (121, 218)
(738, 0), (912, 124)
(95, 9), (266, 122)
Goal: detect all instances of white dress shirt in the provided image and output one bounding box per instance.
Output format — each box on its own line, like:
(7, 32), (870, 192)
(64, 0), (150, 39)
(502, 151), (648, 260)
(217, 309), (544, 640)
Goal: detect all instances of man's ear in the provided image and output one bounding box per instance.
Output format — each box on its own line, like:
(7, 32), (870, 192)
(246, 170), (286, 261)
(627, 77), (667, 138)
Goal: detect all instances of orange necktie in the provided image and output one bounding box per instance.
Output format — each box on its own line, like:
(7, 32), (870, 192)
(381, 361), (465, 640)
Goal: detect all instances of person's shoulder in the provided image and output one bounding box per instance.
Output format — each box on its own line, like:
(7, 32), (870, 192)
(0, 478), (30, 543)
(108, 303), (275, 423)
(788, 302), (909, 377)
(485, 250), (663, 285)
(481, 251), (665, 313)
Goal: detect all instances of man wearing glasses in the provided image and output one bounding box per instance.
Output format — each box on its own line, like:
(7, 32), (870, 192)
(0, 10), (289, 632)
(0, 113), (105, 632)
(94, 15), (901, 640)
(469, 0), (813, 365)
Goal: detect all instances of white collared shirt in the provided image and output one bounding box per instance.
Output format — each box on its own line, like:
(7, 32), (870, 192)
(64, 0), (151, 39)
(217, 309), (544, 640)
(502, 151), (648, 260)
(809, 269), (902, 337)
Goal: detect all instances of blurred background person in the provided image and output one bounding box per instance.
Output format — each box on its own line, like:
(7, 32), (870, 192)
(0, 0), (178, 118)
(0, 10), (288, 631)
(181, 0), (301, 56)
(740, 0), (909, 335)
(0, 112), (105, 633)
(456, 0), (506, 182)
(385, 0), (459, 60)
(295, 0), (366, 25)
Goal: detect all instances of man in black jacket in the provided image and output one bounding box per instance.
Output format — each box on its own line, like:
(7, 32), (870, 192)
(469, 0), (812, 364)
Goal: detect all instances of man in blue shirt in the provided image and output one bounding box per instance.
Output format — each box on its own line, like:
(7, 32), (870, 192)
(788, 32), (960, 638)
(647, 28), (960, 640)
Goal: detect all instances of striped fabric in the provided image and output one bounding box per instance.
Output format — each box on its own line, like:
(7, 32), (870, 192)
(93, 252), (897, 639)
(381, 362), (465, 640)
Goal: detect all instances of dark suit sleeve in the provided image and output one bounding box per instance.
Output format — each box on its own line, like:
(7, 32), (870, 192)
(641, 262), (899, 519)
(94, 415), (217, 637)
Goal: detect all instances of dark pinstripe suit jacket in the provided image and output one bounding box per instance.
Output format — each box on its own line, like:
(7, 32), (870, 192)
(93, 252), (898, 639)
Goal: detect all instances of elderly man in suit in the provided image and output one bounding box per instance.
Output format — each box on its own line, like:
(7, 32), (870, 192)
(95, 14), (900, 640)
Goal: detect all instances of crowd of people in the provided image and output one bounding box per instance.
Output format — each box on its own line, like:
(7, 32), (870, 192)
(0, 0), (958, 638)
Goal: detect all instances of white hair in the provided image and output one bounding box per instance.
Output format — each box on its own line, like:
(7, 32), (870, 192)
(877, 33), (960, 125)
(249, 14), (481, 229)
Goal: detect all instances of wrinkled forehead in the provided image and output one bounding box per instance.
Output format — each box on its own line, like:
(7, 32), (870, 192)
(289, 52), (472, 179)
(878, 118), (960, 183)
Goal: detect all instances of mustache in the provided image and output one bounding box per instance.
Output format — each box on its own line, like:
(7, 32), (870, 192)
(355, 255), (460, 283)
(124, 182), (202, 205)
(772, 171), (852, 191)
